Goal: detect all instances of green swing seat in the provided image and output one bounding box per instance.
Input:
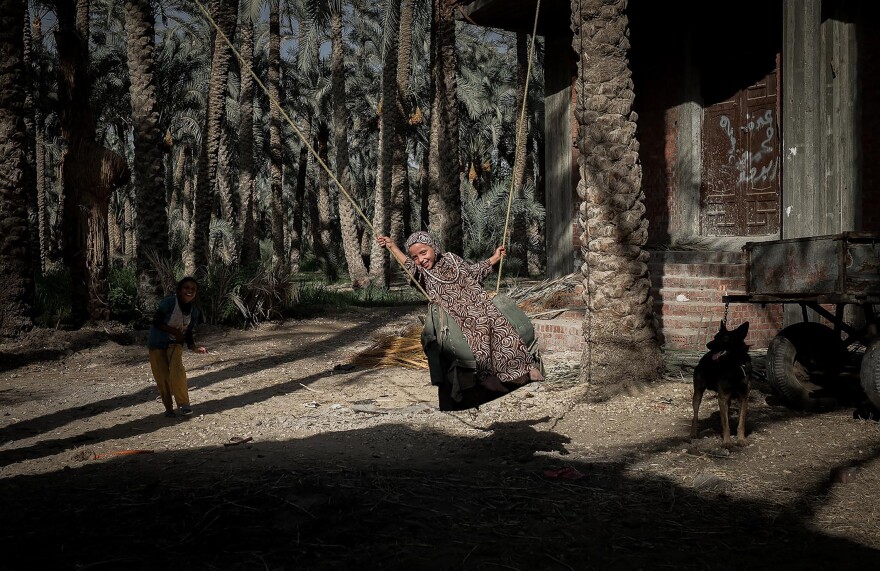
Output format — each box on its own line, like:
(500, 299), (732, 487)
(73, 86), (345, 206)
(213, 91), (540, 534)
(421, 293), (543, 410)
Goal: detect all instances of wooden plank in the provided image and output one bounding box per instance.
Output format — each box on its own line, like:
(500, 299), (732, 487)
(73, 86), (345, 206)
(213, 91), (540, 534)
(544, 31), (574, 278)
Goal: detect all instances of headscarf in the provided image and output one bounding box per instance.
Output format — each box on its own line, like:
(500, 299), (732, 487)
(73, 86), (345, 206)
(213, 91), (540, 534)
(404, 231), (443, 254)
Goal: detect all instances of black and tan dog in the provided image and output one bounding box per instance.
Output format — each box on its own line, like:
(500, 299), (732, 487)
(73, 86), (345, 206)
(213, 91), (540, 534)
(691, 321), (752, 447)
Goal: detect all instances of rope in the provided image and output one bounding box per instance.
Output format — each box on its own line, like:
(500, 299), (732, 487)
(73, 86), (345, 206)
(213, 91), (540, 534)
(495, 0), (542, 293)
(191, 0), (430, 301)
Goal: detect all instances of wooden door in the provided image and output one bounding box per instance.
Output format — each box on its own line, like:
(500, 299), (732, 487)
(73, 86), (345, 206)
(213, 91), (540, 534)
(702, 71), (780, 236)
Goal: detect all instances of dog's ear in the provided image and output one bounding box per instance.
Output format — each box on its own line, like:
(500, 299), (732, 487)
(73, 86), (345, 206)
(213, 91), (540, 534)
(719, 320), (728, 332)
(732, 321), (750, 340)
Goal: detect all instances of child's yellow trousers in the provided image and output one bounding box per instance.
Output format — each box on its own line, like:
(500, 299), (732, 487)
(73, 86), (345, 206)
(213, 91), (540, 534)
(149, 346), (190, 410)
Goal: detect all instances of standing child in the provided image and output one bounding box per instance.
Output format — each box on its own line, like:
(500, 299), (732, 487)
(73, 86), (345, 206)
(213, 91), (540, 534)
(377, 231), (543, 398)
(147, 277), (207, 417)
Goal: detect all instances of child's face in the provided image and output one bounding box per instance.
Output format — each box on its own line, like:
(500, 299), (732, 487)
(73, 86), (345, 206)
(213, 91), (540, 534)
(408, 243), (437, 270)
(178, 281), (198, 304)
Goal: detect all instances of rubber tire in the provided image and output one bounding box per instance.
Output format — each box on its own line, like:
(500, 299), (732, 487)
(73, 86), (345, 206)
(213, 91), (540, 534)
(860, 340), (880, 410)
(767, 322), (844, 410)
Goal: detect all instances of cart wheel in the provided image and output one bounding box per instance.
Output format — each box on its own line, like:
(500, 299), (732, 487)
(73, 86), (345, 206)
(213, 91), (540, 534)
(860, 340), (880, 410)
(767, 322), (844, 410)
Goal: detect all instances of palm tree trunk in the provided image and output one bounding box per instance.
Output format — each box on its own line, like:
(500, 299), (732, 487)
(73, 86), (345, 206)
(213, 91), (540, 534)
(236, 14), (258, 265)
(0, 0), (33, 336)
(291, 127), (309, 273)
(331, 8), (369, 288)
(268, 0), (284, 266)
(417, 146), (430, 231)
(216, 124), (235, 241)
(21, 6), (40, 279)
(315, 126), (337, 281)
(180, 144), (194, 256)
(108, 196), (121, 259)
(368, 0), (402, 287)
(511, 31), (530, 275)
(573, 0), (661, 397)
(190, 0), (236, 272)
(428, 0), (461, 252)
(56, 0), (130, 325)
(528, 118), (545, 276)
(124, 0), (170, 306)
(389, 0), (414, 244)
(123, 187), (135, 261)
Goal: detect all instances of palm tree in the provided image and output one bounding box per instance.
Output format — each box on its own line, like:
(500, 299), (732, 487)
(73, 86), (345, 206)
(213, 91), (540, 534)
(268, 0), (284, 265)
(572, 0), (661, 398)
(428, 0), (461, 253)
(190, 0), (236, 272)
(237, 0), (259, 264)
(55, 0), (129, 324)
(510, 31), (530, 274)
(367, 0), (401, 287)
(388, 0), (414, 243)
(124, 0), (170, 306)
(22, 5), (40, 278)
(330, 3), (370, 287)
(0, 0), (33, 336)
(30, 9), (51, 272)
(152, 14), (209, 261)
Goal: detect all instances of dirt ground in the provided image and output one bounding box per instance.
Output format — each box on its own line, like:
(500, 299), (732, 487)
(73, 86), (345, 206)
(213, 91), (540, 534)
(1, 305), (879, 570)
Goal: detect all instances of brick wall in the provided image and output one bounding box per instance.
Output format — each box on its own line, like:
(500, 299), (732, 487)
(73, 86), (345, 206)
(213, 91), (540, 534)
(533, 251), (784, 354)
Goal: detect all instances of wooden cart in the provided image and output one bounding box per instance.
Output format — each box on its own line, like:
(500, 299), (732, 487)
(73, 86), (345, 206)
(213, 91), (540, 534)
(722, 232), (880, 410)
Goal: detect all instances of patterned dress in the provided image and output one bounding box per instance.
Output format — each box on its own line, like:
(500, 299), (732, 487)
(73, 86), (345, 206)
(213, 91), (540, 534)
(405, 252), (534, 383)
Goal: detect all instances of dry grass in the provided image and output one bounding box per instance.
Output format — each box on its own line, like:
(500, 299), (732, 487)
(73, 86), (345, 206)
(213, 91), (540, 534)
(505, 273), (583, 315)
(350, 324), (428, 370)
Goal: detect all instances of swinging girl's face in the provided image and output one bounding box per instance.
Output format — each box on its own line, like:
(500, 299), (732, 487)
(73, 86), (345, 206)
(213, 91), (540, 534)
(408, 243), (437, 270)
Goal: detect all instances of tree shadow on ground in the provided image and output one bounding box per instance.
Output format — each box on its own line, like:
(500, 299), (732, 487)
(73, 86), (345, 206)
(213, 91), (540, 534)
(1, 420), (877, 570)
(0, 319), (387, 467)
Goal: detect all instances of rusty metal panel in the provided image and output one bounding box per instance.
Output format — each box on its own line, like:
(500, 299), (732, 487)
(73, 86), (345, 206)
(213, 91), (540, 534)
(747, 237), (841, 295)
(845, 241), (880, 294)
(746, 233), (880, 297)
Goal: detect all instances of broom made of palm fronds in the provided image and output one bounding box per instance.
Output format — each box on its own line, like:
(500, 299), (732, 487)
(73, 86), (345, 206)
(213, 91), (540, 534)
(350, 323), (428, 370)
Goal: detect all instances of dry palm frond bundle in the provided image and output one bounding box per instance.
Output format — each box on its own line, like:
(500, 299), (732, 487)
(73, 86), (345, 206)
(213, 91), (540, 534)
(505, 273), (583, 315)
(350, 324), (428, 370)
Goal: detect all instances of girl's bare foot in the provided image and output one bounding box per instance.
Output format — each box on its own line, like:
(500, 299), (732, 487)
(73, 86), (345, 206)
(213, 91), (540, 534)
(528, 367), (544, 382)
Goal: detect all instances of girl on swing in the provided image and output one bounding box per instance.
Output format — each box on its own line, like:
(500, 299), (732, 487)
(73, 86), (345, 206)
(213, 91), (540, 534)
(376, 231), (544, 401)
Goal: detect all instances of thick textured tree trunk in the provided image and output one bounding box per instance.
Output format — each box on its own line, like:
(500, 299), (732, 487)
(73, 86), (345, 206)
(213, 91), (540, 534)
(573, 0), (661, 398)
(190, 0), (235, 272)
(124, 0), (170, 307)
(428, 0), (461, 252)
(389, 0), (414, 244)
(216, 116), (235, 230)
(236, 15), (258, 265)
(21, 6), (40, 279)
(331, 10), (369, 288)
(368, 0), (402, 287)
(268, 0), (284, 265)
(0, 0), (33, 336)
(56, 0), (129, 325)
